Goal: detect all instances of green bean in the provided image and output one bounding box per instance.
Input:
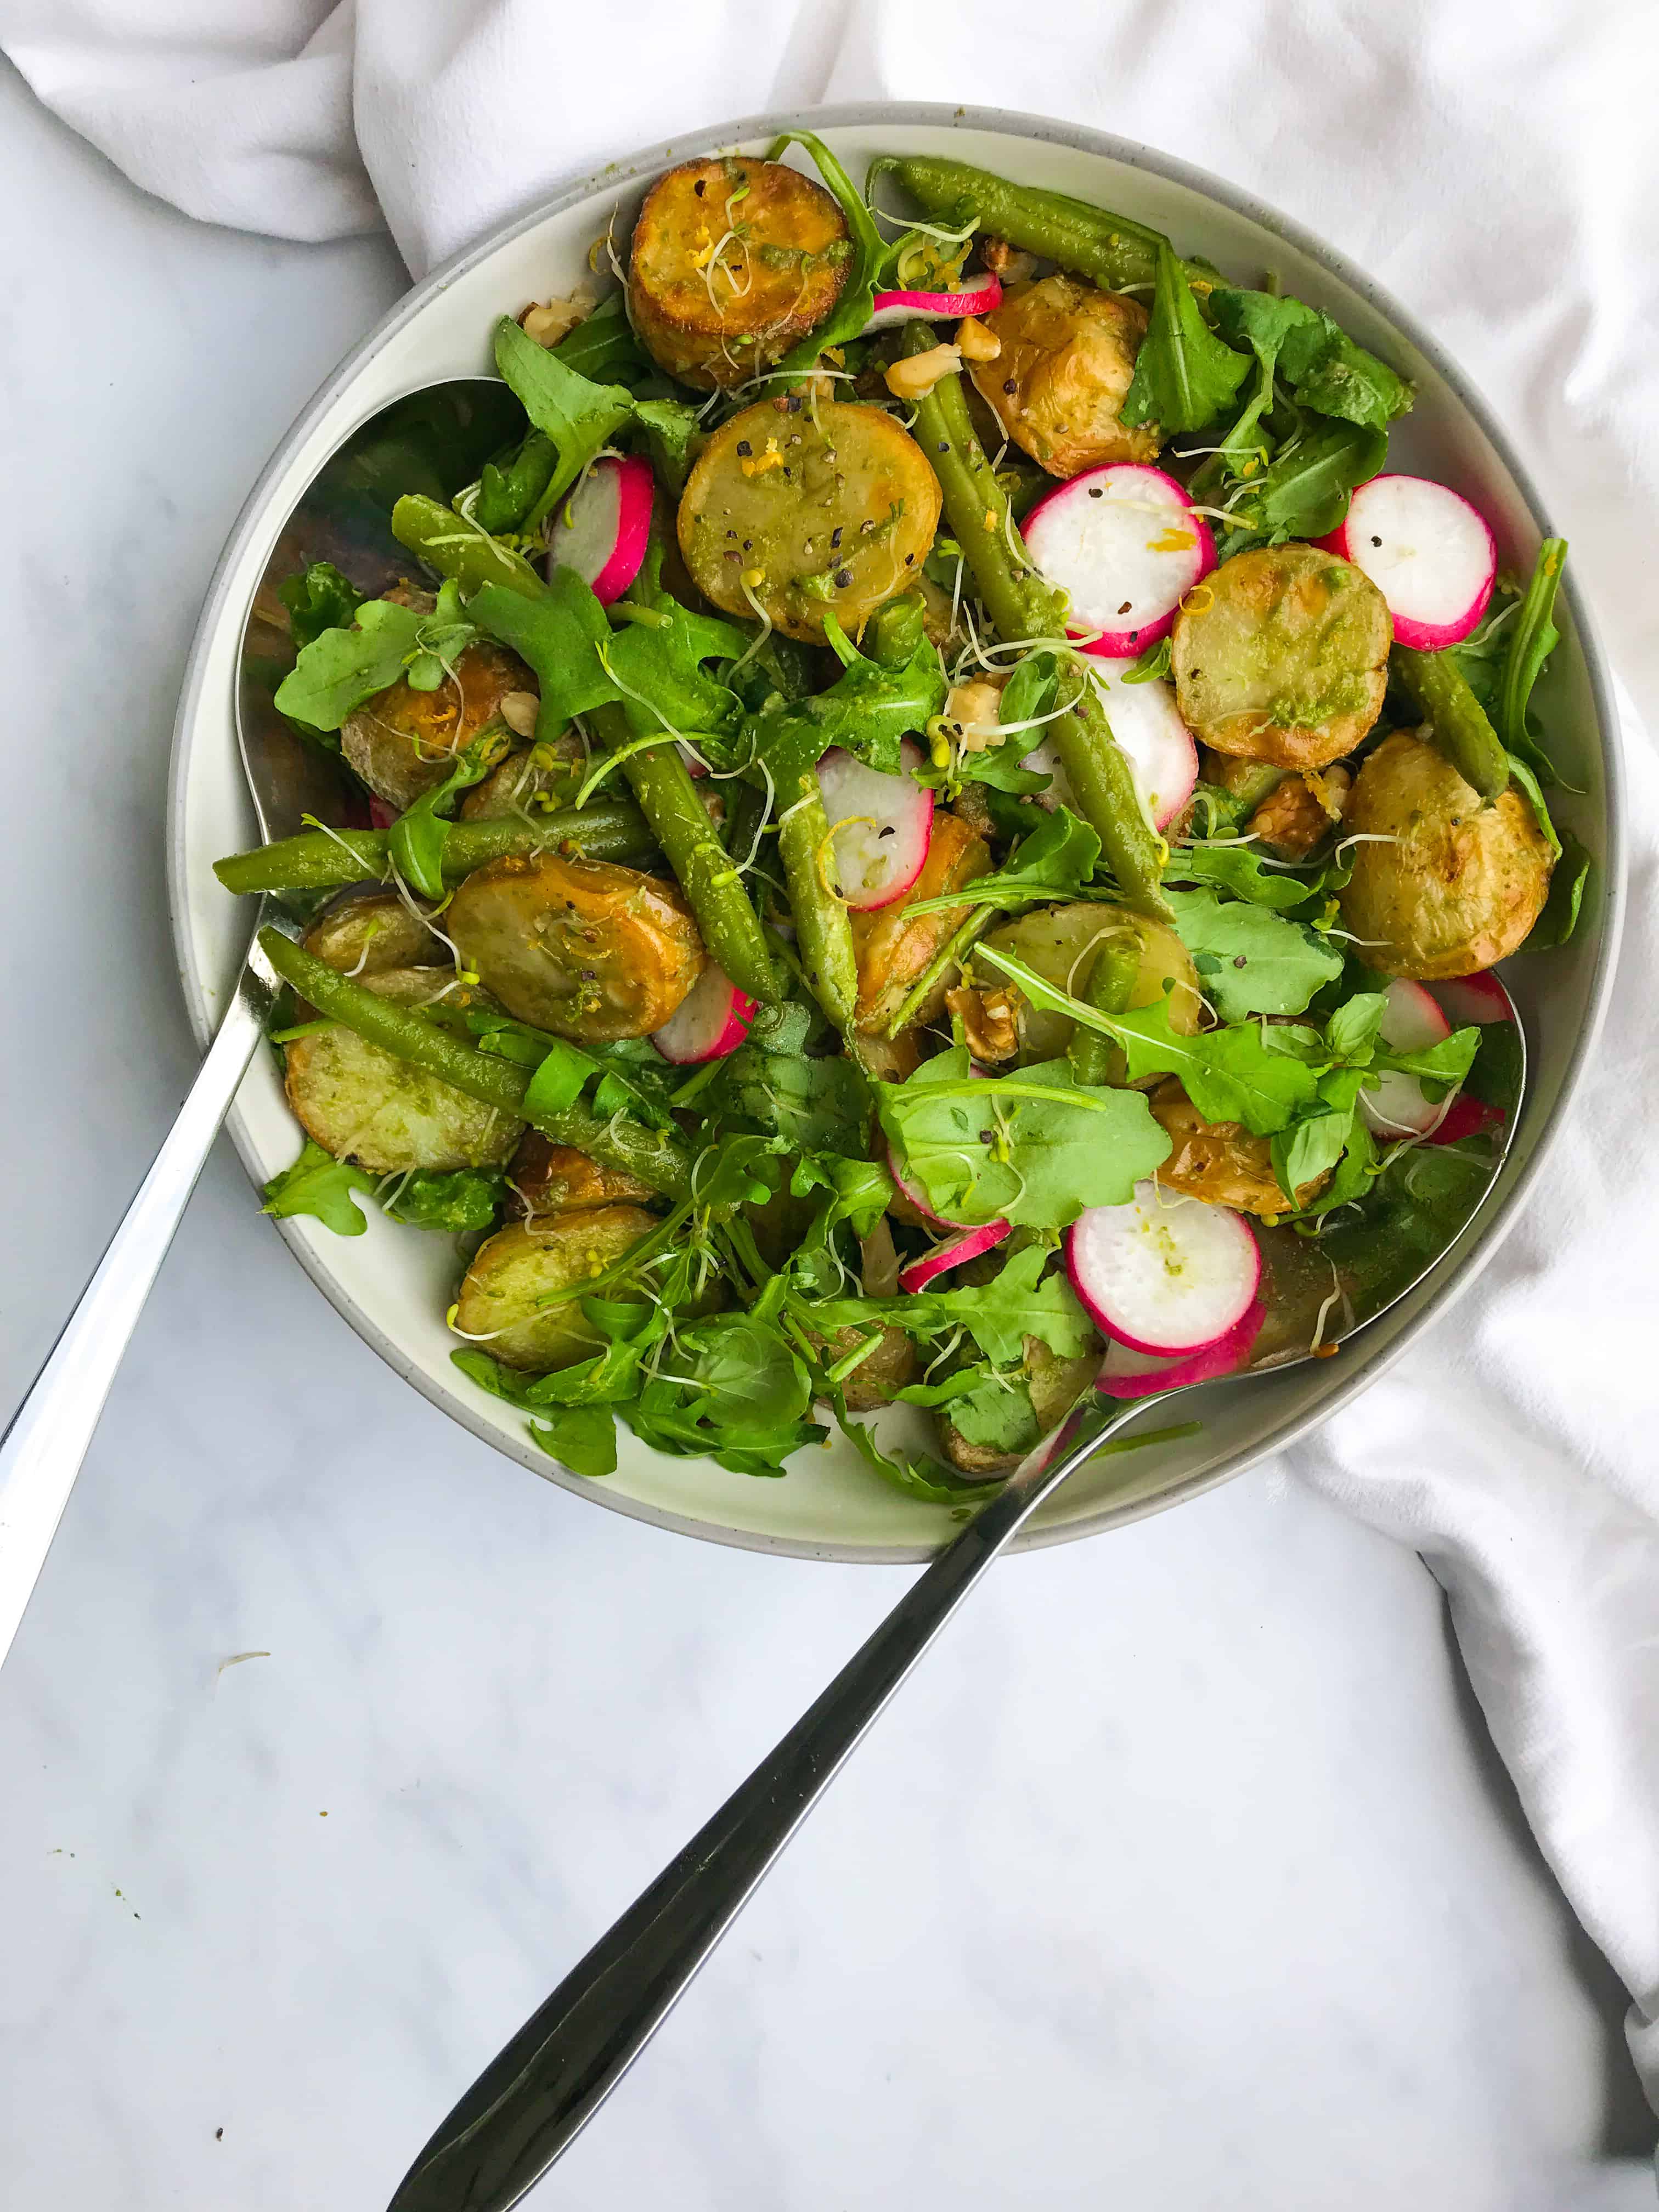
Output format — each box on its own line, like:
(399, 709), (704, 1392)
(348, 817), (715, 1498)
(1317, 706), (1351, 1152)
(214, 804), (653, 896)
(775, 753), (859, 1037)
(882, 906), (993, 1040)
(876, 154), (1198, 294)
(589, 703), (780, 1007)
(390, 494), (545, 599)
(1066, 926), (1143, 1086)
(1391, 645), (1509, 803)
(907, 345), (1172, 920)
(259, 930), (692, 1200)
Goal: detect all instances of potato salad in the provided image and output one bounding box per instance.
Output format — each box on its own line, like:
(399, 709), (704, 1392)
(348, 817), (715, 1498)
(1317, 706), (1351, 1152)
(217, 136), (1574, 1494)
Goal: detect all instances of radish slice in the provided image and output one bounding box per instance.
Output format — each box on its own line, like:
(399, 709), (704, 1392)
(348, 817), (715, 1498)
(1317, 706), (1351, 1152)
(1064, 1181), (1260, 1356)
(1319, 475), (1496, 651)
(887, 1143), (956, 1229)
(862, 272), (1003, 332)
(1423, 1094), (1506, 1147)
(898, 1219), (1013, 1294)
(1431, 971), (1515, 1027)
(817, 739), (933, 911)
(1097, 1297), (1266, 1398)
(649, 963), (754, 1065)
(546, 454), (653, 606)
(367, 795), (400, 831)
(1358, 977), (1453, 1139)
(676, 743), (708, 780)
(1088, 660), (1200, 831)
(1024, 464), (1216, 658)
(1021, 667), (1198, 831)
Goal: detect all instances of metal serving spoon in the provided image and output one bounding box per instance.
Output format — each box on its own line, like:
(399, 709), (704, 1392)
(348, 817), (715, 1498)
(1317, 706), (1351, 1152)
(0, 378), (520, 1670)
(385, 1026), (1526, 2212)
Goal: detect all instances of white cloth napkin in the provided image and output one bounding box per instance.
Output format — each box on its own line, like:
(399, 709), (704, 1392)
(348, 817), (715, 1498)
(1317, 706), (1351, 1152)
(7, 0), (1659, 2113)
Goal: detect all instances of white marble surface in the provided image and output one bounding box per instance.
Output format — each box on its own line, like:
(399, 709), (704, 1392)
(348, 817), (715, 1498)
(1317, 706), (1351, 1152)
(0, 59), (1652, 2212)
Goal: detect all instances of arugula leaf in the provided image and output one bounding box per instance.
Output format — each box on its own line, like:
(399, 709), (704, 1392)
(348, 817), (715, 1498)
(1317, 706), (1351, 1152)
(789, 1153), (893, 1238)
(760, 130), (885, 385)
(629, 1314), (823, 1477)
(930, 1244), (1093, 1365)
(1165, 840), (1311, 910)
(710, 1045), (871, 1156)
(262, 1140), (376, 1235)
(278, 561), (365, 651)
(274, 589), (479, 733)
(1527, 827), (1590, 949)
(1498, 537), (1568, 775)
(606, 566), (749, 742)
(948, 1373), (1040, 1453)
(492, 314), (635, 526)
(1121, 241), (1250, 434)
(387, 729), (506, 898)
(523, 1037), (602, 1119)
(1165, 888), (1344, 1019)
(743, 598), (945, 777)
(548, 294), (650, 386)
(528, 1404), (620, 1477)
(469, 569), (620, 733)
(903, 808), (1099, 917)
(632, 397), (701, 493)
(1221, 419), (1387, 550)
(1505, 751), (1561, 861)
(383, 1167), (506, 1234)
(1210, 290), (1412, 431)
(831, 1404), (1000, 1506)
(876, 1046), (1171, 1229)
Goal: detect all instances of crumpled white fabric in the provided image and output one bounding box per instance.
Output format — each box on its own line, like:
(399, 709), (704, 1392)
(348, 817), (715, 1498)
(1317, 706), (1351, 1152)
(7, 0), (1658, 2113)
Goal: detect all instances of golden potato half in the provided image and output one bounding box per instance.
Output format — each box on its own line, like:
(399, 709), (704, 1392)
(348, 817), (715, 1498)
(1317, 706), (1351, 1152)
(447, 852), (705, 1042)
(629, 156), (850, 391)
(1172, 543), (1391, 771)
(341, 641), (532, 811)
(970, 275), (1160, 478)
(1150, 1079), (1327, 1216)
(455, 1211), (659, 1371)
(1338, 730), (1554, 979)
(679, 399), (942, 642)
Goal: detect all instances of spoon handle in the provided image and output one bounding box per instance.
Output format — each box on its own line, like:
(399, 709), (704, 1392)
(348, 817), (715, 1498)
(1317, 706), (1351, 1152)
(0, 923), (283, 1667)
(387, 1391), (1167, 2212)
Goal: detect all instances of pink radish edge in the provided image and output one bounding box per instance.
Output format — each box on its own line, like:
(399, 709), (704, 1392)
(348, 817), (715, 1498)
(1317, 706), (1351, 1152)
(817, 738), (933, 911)
(1023, 462), (1215, 658)
(1097, 1297), (1266, 1399)
(861, 273), (1002, 332)
(547, 454), (653, 606)
(649, 964), (754, 1065)
(1318, 474), (1496, 651)
(898, 1219), (1012, 1294)
(1431, 970), (1515, 1027)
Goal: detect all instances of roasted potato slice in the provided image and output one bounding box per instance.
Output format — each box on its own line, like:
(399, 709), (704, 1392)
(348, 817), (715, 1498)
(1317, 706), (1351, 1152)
(458, 731), (583, 821)
(1150, 1077), (1327, 1216)
(938, 1336), (1102, 1479)
(818, 1323), (921, 1413)
(454, 1210), (658, 1372)
(629, 155), (851, 391)
(447, 851), (705, 1042)
(303, 888), (444, 975)
(1338, 730), (1553, 978)
(851, 814), (992, 1031)
(284, 968), (523, 1175)
(341, 640), (535, 810)
(1246, 768), (1350, 859)
(1172, 544), (1391, 771)
(505, 1130), (657, 1220)
(969, 275), (1160, 478)
(678, 400), (941, 642)
(980, 902), (1201, 1075)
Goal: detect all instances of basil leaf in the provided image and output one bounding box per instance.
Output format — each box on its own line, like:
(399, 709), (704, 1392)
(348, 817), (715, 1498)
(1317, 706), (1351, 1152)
(1325, 991), (1387, 1061)
(1272, 1109), (1355, 1203)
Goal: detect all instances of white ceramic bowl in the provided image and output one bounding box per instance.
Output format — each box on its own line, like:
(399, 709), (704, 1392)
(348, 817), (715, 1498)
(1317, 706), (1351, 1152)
(167, 104), (1624, 1564)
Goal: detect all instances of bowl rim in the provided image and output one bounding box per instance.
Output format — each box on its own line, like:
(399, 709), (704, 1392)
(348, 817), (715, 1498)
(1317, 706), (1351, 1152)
(166, 99), (1627, 1565)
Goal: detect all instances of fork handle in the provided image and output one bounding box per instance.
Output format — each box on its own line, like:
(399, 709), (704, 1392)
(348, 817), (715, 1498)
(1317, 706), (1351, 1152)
(0, 978), (266, 1667)
(386, 1391), (1165, 2212)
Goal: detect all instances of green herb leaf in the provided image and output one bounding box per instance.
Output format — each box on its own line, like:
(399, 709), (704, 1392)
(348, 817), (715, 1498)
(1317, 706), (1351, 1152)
(1165, 888), (1344, 1018)
(523, 1038), (602, 1119)
(877, 1046), (1171, 1229)
(274, 591), (479, 734)
(1325, 990), (1387, 1060)
(632, 397), (702, 492)
(710, 1045), (871, 1157)
(929, 1243), (1093, 1365)
(1271, 1109), (1354, 1203)
(760, 131), (886, 385)
(1210, 290), (1412, 431)
(1373, 1026), (1481, 1087)
(903, 807), (1099, 917)
(278, 561), (365, 651)
(743, 597), (945, 777)
(1527, 827), (1590, 949)
(947, 1372), (1039, 1453)
(469, 569), (620, 732)
(1165, 840), (1312, 910)
(386, 727), (505, 898)
(261, 1139), (376, 1236)
(529, 1403), (619, 1477)
(1498, 538), (1568, 774)
(1222, 419), (1388, 550)
(831, 1404), (1000, 1506)
(383, 1167), (506, 1234)
(492, 314), (636, 526)
(1121, 241), (1250, 435)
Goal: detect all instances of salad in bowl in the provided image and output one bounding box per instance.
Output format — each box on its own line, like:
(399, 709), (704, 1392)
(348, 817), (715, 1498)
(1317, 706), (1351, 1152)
(215, 132), (1579, 1502)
